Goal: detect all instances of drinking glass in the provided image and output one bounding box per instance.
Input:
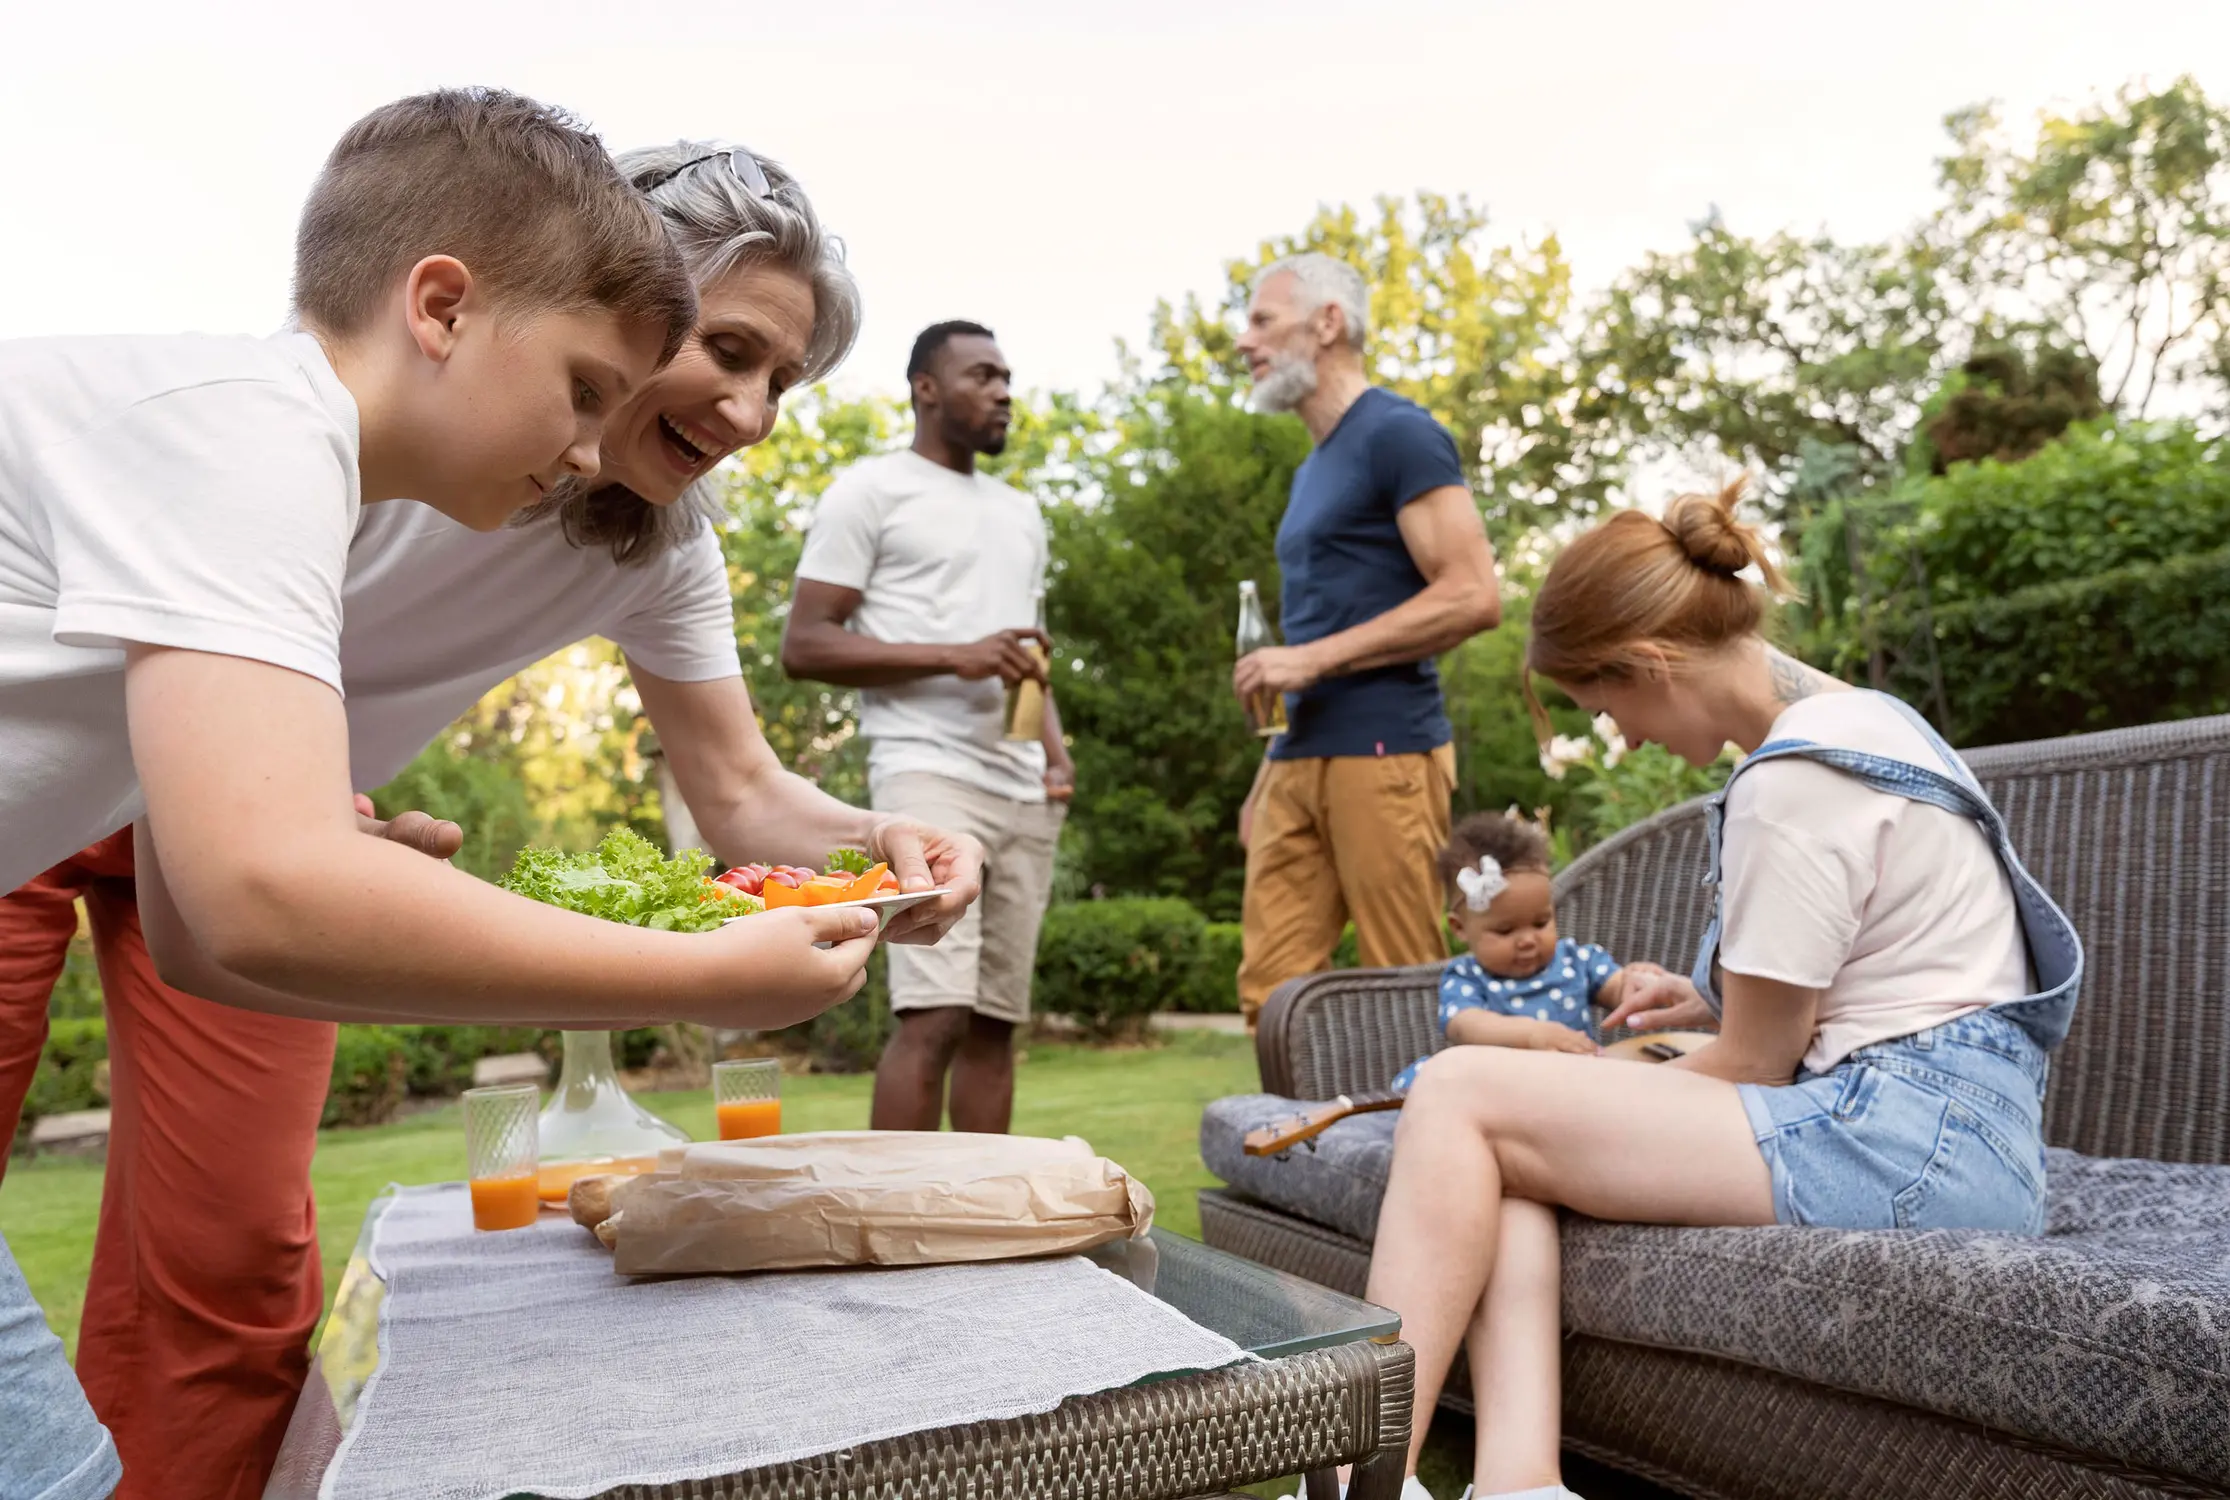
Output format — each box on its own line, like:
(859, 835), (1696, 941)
(712, 1059), (783, 1140)
(463, 1083), (541, 1230)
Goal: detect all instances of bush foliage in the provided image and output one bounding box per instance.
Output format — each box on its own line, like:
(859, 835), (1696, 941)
(1032, 898), (1209, 1038)
(21, 1019), (107, 1124)
(1878, 545), (2230, 746)
(324, 1027), (409, 1129)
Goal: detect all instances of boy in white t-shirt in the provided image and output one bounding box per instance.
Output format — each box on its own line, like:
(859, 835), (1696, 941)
(0, 94), (895, 1500)
(785, 322), (1076, 1135)
(4, 140), (998, 1499)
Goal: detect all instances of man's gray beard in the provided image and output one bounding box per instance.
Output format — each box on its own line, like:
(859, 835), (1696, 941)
(1250, 351), (1318, 414)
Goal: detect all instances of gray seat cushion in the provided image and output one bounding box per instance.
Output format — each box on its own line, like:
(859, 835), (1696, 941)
(1200, 1093), (1397, 1242)
(1200, 1096), (2230, 1486)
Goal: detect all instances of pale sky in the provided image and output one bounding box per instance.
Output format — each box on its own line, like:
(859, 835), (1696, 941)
(5, 0), (2227, 398)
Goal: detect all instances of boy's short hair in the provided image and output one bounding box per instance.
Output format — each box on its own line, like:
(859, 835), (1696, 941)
(294, 88), (696, 363)
(1438, 812), (1552, 901)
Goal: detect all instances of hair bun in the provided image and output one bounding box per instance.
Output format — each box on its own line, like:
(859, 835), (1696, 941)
(1664, 479), (1760, 578)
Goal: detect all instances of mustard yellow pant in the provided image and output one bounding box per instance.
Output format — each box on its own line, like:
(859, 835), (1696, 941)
(1237, 744), (1455, 1026)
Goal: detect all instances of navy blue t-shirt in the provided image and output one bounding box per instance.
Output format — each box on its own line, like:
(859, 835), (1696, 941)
(1269, 388), (1465, 760)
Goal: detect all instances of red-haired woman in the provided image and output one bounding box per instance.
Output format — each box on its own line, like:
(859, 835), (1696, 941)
(1364, 482), (2080, 1500)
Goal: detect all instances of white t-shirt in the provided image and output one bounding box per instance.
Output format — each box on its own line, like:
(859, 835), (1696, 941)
(0, 332), (359, 892)
(1718, 691), (2031, 1073)
(336, 503), (740, 791)
(794, 449), (1049, 803)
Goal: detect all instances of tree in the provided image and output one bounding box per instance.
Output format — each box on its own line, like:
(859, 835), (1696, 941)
(1913, 341), (2105, 473)
(715, 389), (908, 805)
(1935, 77), (2230, 417)
(1141, 193), (1621, 538)
(1048, 391), (1310, 918)
(1585, 78), (2230, 510)
(1582, 216), (1955, 504)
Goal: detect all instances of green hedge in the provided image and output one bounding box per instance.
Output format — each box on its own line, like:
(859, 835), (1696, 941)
(325, 1027), (409, 1128)
(772, 948), (893, 1074)
(1868, 420), (2230, 606)
(49, 939), (103, 1021)
(389, 1025), (549, 1096)
(22, 1018), (107, 1124)
(1880, 545), (2230, 746)
(1034, 898), (1207, 1038)
(1181, 922), (1245, 1014)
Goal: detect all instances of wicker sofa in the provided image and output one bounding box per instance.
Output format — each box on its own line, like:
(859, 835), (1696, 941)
(1198, 712), (2230, 1500)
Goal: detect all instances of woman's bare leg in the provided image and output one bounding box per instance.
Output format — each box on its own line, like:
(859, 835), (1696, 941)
(1471, 1198), (1562, 1492)
(1364, 1047), (1776, 1485)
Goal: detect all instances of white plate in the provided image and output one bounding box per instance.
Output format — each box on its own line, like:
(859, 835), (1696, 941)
(721, 887), (951, 936)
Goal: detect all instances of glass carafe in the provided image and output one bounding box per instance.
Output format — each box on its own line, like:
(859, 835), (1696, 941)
(535, 1031), (688, 1193)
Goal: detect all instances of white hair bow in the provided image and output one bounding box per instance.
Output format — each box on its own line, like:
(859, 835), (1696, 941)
(1455, 855), (1507, 912)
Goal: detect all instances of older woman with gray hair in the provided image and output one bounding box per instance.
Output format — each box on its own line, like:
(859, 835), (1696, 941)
(525, 140), (861, 557)
(0, 139), (986, 1500)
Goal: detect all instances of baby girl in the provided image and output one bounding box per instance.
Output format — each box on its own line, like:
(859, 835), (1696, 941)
(1390, 813), (1637, 1090)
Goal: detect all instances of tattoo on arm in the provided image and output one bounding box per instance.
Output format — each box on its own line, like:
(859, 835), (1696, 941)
(1768, 650), (1822, 706)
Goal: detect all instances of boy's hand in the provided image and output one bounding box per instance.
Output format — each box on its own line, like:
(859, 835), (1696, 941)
(352, 793), (463, 861)
(695, 904), (880, 1027)
(1528, 1021), (1601, 1055)
(1601, 964), (1719, 1034)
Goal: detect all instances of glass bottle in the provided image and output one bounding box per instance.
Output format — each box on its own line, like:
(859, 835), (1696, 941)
(1236, 580), (1289, 738)
(1003, 590), (1050, 742)
(535, 1030), (689, 1196)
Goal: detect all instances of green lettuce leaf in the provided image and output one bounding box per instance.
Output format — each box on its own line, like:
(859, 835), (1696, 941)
(823, 846), (873, 877)
(499, 828), (762, 932)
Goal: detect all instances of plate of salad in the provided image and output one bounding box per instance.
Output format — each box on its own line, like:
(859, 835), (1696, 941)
(500, 830), (944, 934)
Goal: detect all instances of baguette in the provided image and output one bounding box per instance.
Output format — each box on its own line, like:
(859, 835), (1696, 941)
(567, 1171), (678, 1233)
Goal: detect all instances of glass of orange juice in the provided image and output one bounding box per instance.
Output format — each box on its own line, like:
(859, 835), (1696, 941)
(463, 1083), (541, 1230)
(712, 1059), (781, 1140)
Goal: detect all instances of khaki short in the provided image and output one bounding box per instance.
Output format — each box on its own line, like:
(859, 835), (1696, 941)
(873, 771), (1066, 1025)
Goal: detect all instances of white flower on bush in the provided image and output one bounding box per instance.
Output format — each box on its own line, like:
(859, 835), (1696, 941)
(1592, 713), (1628, 768)
(1539, 733), (1594, 781)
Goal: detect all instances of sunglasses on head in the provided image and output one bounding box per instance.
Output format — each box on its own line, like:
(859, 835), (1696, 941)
(645, 147), (774, 200)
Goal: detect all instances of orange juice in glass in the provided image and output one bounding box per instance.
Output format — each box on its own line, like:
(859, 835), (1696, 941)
(463, 1083), (541, 1231)
(712, 1059), (782, 1140)
(534, 1155), (661, 1203)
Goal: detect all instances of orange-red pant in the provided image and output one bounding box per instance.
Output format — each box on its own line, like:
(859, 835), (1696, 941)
(0, 831), (336, 1500)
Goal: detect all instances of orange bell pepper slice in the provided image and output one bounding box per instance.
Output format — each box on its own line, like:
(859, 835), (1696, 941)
(761, 881), (807, 909)
(839, 862), (891, 901)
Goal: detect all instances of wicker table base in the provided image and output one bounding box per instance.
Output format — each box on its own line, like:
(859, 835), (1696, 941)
(265, 1198), (1416, 1500)
(268, 1336), (1414, 1500)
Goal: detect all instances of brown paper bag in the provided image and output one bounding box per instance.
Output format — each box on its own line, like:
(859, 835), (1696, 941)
(599, 1132), (1154, 1277)
(654, 1131), (1097, 1182)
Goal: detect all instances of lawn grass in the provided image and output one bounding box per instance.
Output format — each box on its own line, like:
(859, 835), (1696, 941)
(3, 1026), (1676, 1499)
(0, 1029), (1258, 1357)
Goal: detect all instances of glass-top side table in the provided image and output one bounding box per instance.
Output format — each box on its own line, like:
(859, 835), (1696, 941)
(264, 1190), (1411, 1500)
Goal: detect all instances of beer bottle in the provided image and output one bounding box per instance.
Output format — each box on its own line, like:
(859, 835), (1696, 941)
(1235, 580), (1289, 738)
(1003, 591), (1049, 742)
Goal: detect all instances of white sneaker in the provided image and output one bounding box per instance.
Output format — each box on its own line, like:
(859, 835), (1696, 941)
(1274, 1474), (1446, 1500)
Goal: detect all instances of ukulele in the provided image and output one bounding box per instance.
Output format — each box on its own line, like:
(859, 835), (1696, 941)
(1240, 1031), (1717, 1157)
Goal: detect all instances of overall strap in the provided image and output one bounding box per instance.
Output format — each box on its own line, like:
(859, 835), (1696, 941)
(1691, 708), (2084, 1051)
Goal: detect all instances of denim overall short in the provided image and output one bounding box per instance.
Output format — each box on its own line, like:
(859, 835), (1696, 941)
(1692, 693), (2084, 1233)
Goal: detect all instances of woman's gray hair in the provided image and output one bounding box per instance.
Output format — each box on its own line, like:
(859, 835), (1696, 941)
(523, 140), (862, 563)
(1257, 252), (1369, 350)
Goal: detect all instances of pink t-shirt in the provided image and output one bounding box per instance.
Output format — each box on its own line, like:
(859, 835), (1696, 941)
(1717, 691), (2031, 1072)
